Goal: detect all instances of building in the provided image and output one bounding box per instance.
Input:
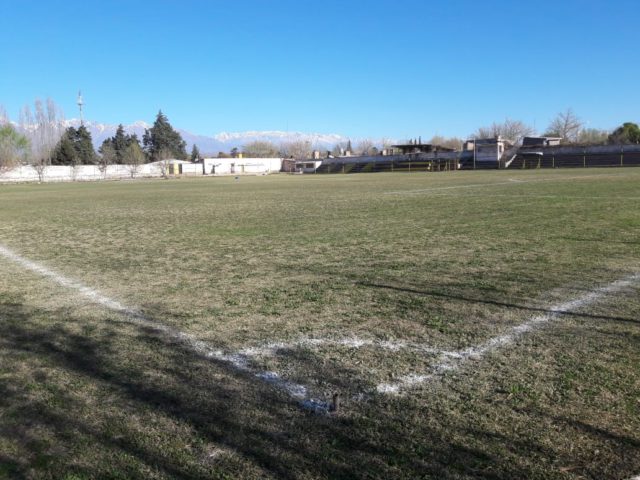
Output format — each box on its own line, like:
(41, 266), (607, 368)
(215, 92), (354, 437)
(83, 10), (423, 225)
(294, 160), (323, 173)
(390, 139), (456, 155)
(201, 157), (282, 175)
(521, 136), (562, 147)
(463, 136), (512, 167)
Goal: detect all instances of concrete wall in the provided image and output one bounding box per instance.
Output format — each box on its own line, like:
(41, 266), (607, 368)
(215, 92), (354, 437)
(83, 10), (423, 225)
(0, 163), (165, 183)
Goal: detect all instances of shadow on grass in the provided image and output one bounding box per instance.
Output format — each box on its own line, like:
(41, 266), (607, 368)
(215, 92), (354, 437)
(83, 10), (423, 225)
(0, 298), (579, 479)
(357, 282), (640, 325)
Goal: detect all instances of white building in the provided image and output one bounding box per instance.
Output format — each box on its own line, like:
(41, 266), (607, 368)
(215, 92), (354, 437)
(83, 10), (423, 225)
(202, 157), (282, 175)
(463, 136), (512, 166)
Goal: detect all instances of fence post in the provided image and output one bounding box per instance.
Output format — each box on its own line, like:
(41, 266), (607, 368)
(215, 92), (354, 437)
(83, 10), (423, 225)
(621, 146), (624, 167)
(583, 148), (586, 168)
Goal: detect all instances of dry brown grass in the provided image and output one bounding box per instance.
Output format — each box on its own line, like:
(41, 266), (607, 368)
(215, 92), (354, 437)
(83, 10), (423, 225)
(0, 169), (639, 478)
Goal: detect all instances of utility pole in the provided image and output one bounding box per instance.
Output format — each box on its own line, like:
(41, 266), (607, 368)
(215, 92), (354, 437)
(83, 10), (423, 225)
(77, 90), (84, 126)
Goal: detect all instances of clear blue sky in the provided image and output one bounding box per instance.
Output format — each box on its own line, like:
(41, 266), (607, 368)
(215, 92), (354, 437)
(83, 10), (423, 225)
(1, 0), (638, 139)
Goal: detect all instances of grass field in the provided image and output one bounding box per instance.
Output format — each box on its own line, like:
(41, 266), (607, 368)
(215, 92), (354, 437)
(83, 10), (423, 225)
(0, 169), (639, 479)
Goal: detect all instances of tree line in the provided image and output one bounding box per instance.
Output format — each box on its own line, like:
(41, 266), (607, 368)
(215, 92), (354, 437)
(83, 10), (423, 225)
(239, 109), (640, 160)
(0, 101), (197, 178)
(1, 100), (640, 177)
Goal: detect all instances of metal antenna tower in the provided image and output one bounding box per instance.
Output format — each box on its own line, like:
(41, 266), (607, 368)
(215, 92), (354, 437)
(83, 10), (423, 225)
(77, 90), (84, 125)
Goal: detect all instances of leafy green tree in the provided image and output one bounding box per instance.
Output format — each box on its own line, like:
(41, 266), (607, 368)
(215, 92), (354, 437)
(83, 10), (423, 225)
(0, 124), (29, 174)
(142, 111), (187, 161)
(190, 144), (201, 162)
(608, 122), (640, 144)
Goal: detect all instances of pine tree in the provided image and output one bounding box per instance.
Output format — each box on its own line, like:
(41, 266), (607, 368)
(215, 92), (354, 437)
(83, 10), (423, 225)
(113, 124), (128, 163)
(75, 125), (96, 164)
(52, 126), (96, 165)
(101, 124), (141, 164)
(143, 110), (187, 161)
(190, 144), (200, 162)
(52, 128), (78, 165)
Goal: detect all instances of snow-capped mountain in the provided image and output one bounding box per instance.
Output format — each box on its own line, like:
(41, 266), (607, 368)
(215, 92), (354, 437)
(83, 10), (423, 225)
(63, 119), (349, 154)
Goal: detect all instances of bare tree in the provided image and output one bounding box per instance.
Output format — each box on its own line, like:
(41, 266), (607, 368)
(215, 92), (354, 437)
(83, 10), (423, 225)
(429, 135), (464, 150)
(331, 141), (349, 157)
(474, 118), (535, 145)
(545, 108), (583, 143)
(98, 143), (116, 179)
(577, 128), (609, 145)
(356, 139), (375, 156)
(242, 140), (279, 158)
(0, 105), (8, 124)
(20, 98), (64, 182)
(156, 148), (173, 178)
(280, 140), (312, 160)
(123, 142), (145, 178)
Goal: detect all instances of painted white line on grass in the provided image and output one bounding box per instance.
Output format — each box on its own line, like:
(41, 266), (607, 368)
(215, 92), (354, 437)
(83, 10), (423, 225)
(0, 243), (331, 413)
(424, 193), (640, 201)
(376, 272), (640, 394)
(384, 173), (628, 196)
(239, 336), (451, 358)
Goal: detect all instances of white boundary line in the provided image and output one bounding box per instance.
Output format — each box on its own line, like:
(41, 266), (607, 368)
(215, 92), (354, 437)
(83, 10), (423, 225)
(238, 337), (452, 358)
(2, 243), (638, 408)
(376, 272), (640, 393)
(0, 244), (330, 413)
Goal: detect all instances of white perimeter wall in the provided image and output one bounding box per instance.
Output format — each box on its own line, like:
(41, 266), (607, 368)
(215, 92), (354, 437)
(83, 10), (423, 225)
(0, 164), (164, 183)
(202, 158), (282, 175)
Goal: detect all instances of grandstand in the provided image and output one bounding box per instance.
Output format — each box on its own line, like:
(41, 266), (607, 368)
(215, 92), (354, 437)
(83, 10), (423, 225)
(303, 139), (640, 174)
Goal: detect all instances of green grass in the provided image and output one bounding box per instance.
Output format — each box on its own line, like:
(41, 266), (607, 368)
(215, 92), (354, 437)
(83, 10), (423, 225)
(0, 169), (639, 479)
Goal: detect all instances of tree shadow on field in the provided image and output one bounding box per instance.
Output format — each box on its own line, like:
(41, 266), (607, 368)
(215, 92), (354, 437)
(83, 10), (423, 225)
(510, 407), (640, 479)
(0, 299), (568, 479)
(357, 282), (640, 325)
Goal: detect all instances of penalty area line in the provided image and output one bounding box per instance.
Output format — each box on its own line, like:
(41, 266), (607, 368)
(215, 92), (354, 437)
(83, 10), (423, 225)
(0, 243), (330, 414)
(376, 272), (640, 394)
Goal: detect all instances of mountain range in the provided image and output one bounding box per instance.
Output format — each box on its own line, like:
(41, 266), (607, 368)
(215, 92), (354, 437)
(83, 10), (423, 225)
(63, 119), (351, 155)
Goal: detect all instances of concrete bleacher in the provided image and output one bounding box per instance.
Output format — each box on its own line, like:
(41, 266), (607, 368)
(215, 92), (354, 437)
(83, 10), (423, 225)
(507, 147), (640, 169)
(308, 144), (640, 174)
